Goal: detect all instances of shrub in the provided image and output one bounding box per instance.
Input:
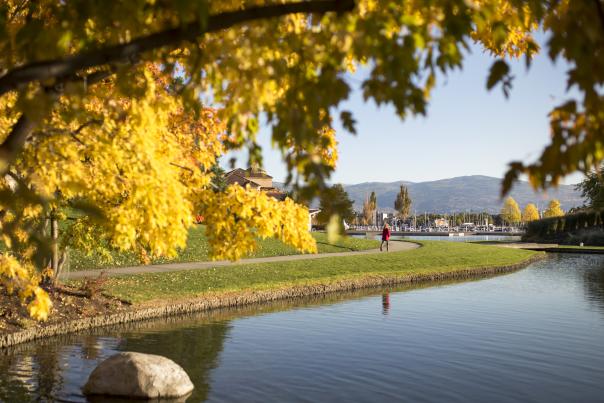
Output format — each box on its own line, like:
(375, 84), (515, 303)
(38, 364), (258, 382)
(524, 208), (604, 245)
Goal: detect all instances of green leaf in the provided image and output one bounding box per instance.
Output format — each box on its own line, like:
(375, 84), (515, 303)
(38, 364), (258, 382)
(340, 110), (356, 134)
(487, 59), (510, 90)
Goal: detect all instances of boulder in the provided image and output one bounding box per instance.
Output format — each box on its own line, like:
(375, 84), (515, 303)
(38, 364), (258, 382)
(83, 352), (194, 399)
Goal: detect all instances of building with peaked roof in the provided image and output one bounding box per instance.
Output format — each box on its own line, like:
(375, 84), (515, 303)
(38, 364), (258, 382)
(225, 167), (286, 200)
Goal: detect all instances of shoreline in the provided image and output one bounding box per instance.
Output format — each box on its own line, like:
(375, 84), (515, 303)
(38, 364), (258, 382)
(1, 253), (544, 349)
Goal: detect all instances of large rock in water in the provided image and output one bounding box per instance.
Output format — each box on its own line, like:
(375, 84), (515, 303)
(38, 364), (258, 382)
(83, 352), (194, 399)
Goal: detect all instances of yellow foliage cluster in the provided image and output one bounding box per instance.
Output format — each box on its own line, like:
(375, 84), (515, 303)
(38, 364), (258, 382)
(544, 200), (564, 218)
(469, 0), (539, 58)
(14, 70), (223, 260)
(501, 196), (521, 224)
(0, 65), (320, 320)
(200, 185), (317, 261)
(522, 203), (540, 223)
(0, 254), (52, 321)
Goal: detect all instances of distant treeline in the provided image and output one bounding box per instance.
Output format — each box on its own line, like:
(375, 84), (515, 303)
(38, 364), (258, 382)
(523, 209), (604, 245)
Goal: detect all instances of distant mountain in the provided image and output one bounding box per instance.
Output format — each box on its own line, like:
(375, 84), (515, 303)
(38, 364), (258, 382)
(340, 175), (583, 213)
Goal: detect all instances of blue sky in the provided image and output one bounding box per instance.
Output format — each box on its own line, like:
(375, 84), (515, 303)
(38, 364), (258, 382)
(226, 39), (582, 186)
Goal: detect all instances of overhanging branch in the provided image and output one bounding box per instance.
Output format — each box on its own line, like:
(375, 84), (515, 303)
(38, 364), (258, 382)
(595, 0), (604, 34)
(0, 0), (355, 96)
(0, 69), (112, 171)
(0, 115), (36, 170)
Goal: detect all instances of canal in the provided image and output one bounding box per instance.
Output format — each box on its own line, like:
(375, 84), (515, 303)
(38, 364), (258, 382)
(1, 254), (603, 402)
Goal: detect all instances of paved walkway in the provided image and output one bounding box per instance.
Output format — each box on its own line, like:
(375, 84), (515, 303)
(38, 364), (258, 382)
(494, 242), (559, 249)
(63, 240), (419, 280)
(494, 242), (604, 254)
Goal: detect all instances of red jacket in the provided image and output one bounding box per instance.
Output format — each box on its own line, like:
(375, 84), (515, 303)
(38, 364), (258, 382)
(382, 227), (391, 240)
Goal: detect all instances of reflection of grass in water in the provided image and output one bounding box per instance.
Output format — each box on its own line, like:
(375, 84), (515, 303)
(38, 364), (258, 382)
(0, 261), (529, 403)
(556, 245), (604, 250)
(4, 265), (520, 358)
(67, 226), (379, 271)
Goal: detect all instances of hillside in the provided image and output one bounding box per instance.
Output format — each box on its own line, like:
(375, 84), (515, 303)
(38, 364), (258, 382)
(342, 175), (583, 213)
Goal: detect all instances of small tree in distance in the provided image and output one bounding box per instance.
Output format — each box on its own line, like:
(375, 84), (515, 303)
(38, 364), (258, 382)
(522, 203), (540, 223)
(317, 184), (355, 231)
(394, 185), (412, 220)
(543, 199), (564, 218)
(362, 198), (374, 226)
(369, 191), (378, 224)
(501, 197), (521, 226)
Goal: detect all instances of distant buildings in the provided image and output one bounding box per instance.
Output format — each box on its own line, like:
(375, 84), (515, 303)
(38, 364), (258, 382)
(375, 211), (392, 227)
(434, 218), (447, 227)
(225, 167), (286, 200)
(308, 208), (321, 231)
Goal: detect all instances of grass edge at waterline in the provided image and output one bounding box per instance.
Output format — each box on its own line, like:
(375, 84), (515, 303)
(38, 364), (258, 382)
(103, 241), (539, 303)
(1, 242), (543, 348)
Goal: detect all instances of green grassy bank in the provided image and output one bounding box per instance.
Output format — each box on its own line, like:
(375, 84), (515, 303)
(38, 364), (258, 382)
(99, 241), (539, 304)
(68, 227), (379, 271)
(555, 245), (604, 250)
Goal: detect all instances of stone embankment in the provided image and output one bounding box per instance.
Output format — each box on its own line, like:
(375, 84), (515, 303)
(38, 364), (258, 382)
(1, 253), (544, 349)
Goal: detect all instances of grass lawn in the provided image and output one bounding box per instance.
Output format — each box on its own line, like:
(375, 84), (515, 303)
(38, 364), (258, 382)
(68, 226), (379, 271)
(98, 241), (539, 304)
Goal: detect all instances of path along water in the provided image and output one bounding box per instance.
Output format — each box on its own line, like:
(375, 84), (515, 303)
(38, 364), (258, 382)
(63, 240), (418, 280)
(1, 253), (603, 402)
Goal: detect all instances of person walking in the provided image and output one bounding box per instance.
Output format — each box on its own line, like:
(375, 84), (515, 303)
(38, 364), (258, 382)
(380, 222), (391, 252)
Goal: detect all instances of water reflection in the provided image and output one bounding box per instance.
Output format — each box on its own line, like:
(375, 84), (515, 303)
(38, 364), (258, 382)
(1, 255), (604, 402)
(382, 293), (390, 315)
(0, 319), (231, 402)
(0, 276), (507, 402)
(580, 255), (604, 313)
(117, 321), (230, 401)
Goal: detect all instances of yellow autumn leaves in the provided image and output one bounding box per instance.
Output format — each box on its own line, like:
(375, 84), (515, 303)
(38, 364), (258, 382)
(0, 254), (51, 321)
(0, 66), (320, 320)
(201, 185), (317, 261)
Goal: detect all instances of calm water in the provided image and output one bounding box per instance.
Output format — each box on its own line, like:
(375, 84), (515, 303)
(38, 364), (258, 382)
(353, 234), (522, 242)
(399, 235), (522, 242)
(1, 254), (604, 402)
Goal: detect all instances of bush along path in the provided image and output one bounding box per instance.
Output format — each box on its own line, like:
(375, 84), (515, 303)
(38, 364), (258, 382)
(63, 240), (419, 280)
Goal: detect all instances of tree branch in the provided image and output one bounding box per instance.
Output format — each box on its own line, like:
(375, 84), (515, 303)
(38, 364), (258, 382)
(52, 119), (104, 146)
(73, 119), (104, 135)
(170, 162), (195, 173)
(0, 115), (37, 171)
(0, 0), (355, 96)
(595, 0), (604, 35)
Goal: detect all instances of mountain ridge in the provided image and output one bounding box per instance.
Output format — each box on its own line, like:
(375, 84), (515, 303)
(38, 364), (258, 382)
(279, 175), (584, 213)
(342, 175), (583, 213)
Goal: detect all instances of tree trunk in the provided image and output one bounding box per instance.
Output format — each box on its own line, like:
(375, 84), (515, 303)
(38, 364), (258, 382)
(54, 249), (68, 286)
(51, 216), (58, 272)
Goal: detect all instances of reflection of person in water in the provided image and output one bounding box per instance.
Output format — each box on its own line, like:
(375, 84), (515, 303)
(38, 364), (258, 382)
(382, 293), (390, 315)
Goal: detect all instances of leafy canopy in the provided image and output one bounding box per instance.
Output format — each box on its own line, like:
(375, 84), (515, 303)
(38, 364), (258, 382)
(394, 185), (412, 220)
(576, 166), (604, 209)
(521, 203), (539, 222)
(543, 199), (564, 218)
(501, 196), (521, 224)
(317, 184), (355, 225)
(0, 0), (602, 319)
